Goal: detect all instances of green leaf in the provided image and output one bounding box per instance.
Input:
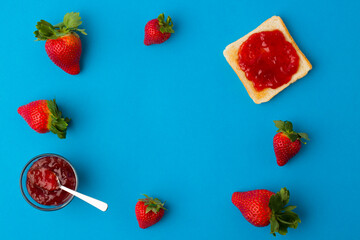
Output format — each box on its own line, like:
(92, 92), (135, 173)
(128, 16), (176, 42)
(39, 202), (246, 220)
(46, 99), (70, 139)
(287, 133), (299, 142)
(158, 13), (174, 34)
(34, 13), (87, 40)
(157, 13), (165, 23)
(277, 216), (294, 225)
(63, 12), (82, 29)
(279, 188), (290, 206)
(274, 120), (285, 131)
(36, 19), (54, 29)
(76, 29), (87, 35)
(139, 194), (166, 214)
(53, 22), (65, 28)
(167, 16), (172, 25)
(290, 222), (299, 229)
(280, 211), (301, 222)
(142, 194), (150, 198)
(274, 120), (309, 145)
(34, 20), (58, 40)
(268, 188), (301, 236)
(298, 132), (310, 141)
(270, 215), (279, 236)
(278, 225), (288, 235)
(282, 205), (296, 212)
(269, 194), (283, 212)
(34, 30), (45, 41)
(284, 121), (293, 132)
(145, 206), (152, 214)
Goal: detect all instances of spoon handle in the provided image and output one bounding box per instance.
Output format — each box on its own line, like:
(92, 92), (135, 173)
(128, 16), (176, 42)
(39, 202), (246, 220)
(60, 185), (108, 212)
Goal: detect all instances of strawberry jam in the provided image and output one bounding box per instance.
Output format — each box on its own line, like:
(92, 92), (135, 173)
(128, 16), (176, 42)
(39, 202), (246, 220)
(238, 30), (299, 91)
(26, 155), (76, 206)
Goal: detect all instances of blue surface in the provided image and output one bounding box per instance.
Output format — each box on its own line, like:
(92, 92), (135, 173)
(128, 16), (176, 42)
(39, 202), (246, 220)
(0, 0), (359, 239)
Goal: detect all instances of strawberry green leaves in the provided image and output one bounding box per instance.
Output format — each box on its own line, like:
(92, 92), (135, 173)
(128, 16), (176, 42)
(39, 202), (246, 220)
(34, 20), (59, 40)
(274, 120), (309, 143)
(274, 120), (292, 133)
(63, 12), (87, 35)
(139, 194), (167, 214)
(269, 188), (301, 236)
(34, 12), (87, 41)
(63, 12), (82, 29)
(298, 132), (309, 141)
(157, 13), (174, 34)
(47, 99), (70, 139)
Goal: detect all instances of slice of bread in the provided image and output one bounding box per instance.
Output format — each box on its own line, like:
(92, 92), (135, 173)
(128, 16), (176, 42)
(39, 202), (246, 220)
(223, 16), (312, 104)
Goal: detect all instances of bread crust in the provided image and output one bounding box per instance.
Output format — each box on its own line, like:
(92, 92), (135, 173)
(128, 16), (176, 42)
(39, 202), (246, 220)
(223, 16), (312, 104)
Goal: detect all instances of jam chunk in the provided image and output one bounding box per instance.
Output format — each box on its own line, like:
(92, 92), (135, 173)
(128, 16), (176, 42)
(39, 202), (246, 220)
(238, 30), (299, 91)
(28, 168), (59, 191)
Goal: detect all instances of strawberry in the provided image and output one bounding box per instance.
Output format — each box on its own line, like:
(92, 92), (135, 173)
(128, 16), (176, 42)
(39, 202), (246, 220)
(18, 99), (70, 139)
(144, 13), (174, 45)
(232, 188), (301, 236)
(273, 120), (309, 166)
(34, 12), (87, 75)
(135, 194), (166, 229)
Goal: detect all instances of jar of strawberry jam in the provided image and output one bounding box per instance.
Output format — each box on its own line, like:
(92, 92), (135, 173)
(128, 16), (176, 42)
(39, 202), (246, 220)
(20, 153), (78, 211)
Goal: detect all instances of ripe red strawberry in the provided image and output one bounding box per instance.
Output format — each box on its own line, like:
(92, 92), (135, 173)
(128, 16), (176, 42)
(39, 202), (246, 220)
(18, 99), (70, 139)
(144, 13), (174, 45)
(232, 188), (301, 236)
(273, 120), (309, 166)
(135, 194), (166, 229)
(34, 12), (87, 75)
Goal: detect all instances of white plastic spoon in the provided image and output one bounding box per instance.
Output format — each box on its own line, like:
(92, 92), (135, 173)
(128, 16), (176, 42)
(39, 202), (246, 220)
(58, 182), (108, 212)
(38, 169), (108, 212)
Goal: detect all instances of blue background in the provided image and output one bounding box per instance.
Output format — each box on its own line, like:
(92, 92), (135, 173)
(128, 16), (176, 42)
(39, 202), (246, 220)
(1, 0), (359, 239)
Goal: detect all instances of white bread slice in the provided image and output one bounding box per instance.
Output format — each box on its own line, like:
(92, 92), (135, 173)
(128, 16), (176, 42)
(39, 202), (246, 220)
(223, 16), (312, 104)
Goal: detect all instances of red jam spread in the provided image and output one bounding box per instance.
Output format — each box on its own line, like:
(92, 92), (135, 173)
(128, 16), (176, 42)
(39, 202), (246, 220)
(26, 156), (76, 206)
(29, 168), (59, 191)
(238, 30), (299, 91)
